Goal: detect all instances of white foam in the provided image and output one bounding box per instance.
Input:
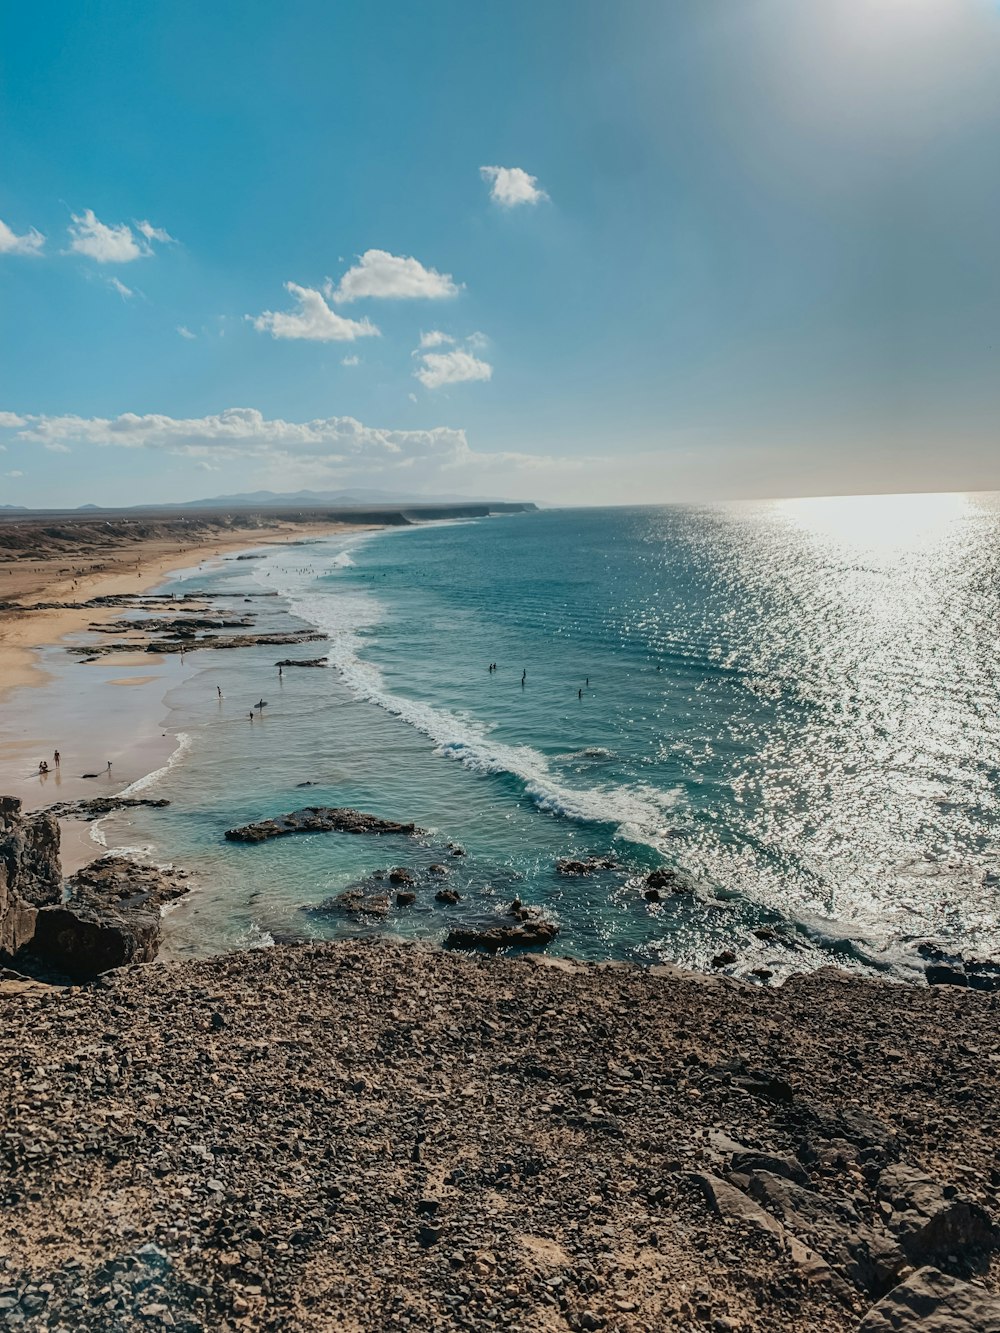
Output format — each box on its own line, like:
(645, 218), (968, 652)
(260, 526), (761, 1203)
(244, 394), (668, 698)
(266, 557), (682, 849)
(119, 731), (193, 795)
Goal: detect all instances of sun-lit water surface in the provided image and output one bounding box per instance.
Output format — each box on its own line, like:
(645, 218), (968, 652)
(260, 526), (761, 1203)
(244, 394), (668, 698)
(98, 493), (1000, 982)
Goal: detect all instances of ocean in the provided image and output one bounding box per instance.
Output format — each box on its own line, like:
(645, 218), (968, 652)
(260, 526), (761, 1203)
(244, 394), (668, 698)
(104, 493), (1000, 983)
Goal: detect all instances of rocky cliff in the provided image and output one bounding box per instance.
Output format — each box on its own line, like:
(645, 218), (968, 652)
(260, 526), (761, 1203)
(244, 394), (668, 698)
(0, 796), (62, 959)
(1, 797), (187, 980)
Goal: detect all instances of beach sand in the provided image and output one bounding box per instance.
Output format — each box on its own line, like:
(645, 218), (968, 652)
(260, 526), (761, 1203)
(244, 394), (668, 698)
(0, 518), (366, 701)
(0, 515), (374, 821)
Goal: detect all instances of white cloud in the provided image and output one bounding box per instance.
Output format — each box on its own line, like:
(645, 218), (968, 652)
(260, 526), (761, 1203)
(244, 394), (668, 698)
(0, 218), (45, 256)
(414, 349), (493, 390)
(329, 250), (460, 303)
(466, 330), (489, 351)
(0, 407), (538, 485)
(177, 325), (196, 340)
(341, 354), (360, 367)
(67, 209), (146, 263)
(0, 412), (27, 428)
(251, 283), (380, 342)
(480, 165), (548, 208)
(418, 329), (455, 349)
(4, 470), (24, 478)
(136, 220), (176, 244)
(109, 277), (134, 299)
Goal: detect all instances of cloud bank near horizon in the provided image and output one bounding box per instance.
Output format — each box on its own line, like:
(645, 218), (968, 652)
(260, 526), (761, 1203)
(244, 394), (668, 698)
(0, 407), (568, 490)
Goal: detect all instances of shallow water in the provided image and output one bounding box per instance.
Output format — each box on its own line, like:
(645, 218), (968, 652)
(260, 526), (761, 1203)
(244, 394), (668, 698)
(56, 495), (1000, 981)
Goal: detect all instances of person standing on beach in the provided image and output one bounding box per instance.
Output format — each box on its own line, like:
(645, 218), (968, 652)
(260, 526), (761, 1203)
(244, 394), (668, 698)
(53, 750), (60, 765)
(278, 666), (283, 679)
(106, 761), (112, 773)
(217, 685), (222, 698)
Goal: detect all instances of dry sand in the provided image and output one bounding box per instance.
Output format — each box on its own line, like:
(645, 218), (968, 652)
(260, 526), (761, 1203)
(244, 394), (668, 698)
(0, 520), (368, 701)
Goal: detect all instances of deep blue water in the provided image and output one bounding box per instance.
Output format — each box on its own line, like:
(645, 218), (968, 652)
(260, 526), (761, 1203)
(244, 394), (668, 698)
(108, 495), (1000, 982)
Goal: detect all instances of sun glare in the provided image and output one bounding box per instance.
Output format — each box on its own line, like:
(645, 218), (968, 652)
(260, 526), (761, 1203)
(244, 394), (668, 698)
(771, 490), (973, 553)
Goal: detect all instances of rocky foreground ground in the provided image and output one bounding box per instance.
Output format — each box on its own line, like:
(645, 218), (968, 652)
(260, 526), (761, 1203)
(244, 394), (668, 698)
(1, 939), (999, 1332)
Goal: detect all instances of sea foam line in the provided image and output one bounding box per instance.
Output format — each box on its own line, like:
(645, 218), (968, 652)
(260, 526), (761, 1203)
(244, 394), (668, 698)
(119, 731), (194, 796)
(269, 562), (681, 849)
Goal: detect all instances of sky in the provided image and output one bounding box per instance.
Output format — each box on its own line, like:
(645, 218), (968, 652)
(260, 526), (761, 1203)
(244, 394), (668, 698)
(1, 0), (999, 508)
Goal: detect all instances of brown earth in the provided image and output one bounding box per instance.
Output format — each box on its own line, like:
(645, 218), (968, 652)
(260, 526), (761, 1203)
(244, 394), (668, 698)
(1, 939), (998, 1331)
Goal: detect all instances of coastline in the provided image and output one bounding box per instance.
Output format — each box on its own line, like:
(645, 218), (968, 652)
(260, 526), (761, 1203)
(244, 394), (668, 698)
(0, 518), (375, 703)
(0, 518), (378, 859)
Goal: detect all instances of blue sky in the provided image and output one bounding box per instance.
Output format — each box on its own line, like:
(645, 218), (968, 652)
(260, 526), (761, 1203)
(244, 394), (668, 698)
(1, 0), (999, 506)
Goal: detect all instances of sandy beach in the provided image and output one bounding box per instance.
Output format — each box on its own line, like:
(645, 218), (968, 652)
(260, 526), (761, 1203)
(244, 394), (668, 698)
(0, 513), (379, 869)
(0, 515), (374, 702)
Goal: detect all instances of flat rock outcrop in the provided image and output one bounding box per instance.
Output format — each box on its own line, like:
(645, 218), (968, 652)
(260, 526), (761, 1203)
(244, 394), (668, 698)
(859, 1266), (1000, 1331)
(444, 898), (559, 953)
(555, 855), (618, 875)
(44, 796), (170, 822)
(225, 807), (423, 842)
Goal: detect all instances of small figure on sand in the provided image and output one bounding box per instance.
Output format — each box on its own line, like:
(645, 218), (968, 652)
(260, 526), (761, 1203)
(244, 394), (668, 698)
(217, 685), (222, 698)
(106, 760), (112, 773)
(38, 760), (49, 775)
(53, 749), (60, 765)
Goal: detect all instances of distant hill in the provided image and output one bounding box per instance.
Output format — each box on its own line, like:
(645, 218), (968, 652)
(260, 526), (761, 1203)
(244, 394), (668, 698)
(173, 488), (529, 508)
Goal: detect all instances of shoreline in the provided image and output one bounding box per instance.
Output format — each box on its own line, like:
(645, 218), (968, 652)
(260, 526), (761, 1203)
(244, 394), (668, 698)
(0, 517), (376, 703)
(0, 518), (377, 853)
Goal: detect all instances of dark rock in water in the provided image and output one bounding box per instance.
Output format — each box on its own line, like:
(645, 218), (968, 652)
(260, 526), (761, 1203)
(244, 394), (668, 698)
(447, 843), (466, 857)
(45, 796), (170, 822)
(926, 963), (968, 987)
(858, 1265), (1000, 1331)
(326, 889), (390, 919)
(644, 887), (662, 903)
(435, 889), (462, 905)
(225, 807), (424, 842)
(712, 950), (737, 968)
(0, 797), (61, 959)
(295, 781), (319, 788)
(275, 658), (329, 668)
(445, 901), (559, 953)
(645, 867), (694, 895)
(428, 864), (448, 876)
(555, 855), (618, 876)
(877, 1164), (998, 1266)
(918, 942), (1000, 992)
(395, 891), (417, 907)
(388, 867), (415, 886)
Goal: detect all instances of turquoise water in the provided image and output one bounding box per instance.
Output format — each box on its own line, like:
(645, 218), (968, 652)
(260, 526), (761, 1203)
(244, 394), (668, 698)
(108, 494), (1000, 982)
